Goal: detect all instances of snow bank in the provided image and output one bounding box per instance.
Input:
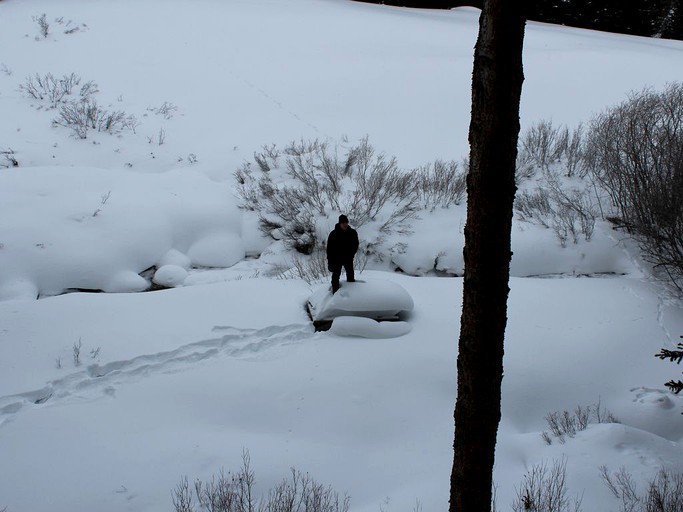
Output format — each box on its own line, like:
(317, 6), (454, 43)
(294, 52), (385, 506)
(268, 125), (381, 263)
(0, 166), (244, 300)
(329, 316), (412, 338)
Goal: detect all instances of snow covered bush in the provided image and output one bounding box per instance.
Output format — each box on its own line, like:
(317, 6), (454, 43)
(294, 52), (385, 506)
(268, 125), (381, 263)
(234, 137), (464, 256)
(0, 147), (17, 168)
(33, 13), (49, 38)
(585, 83), (683, 290)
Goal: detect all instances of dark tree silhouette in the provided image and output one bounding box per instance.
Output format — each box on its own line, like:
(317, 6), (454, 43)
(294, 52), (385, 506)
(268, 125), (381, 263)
(450, 1), (526, 511)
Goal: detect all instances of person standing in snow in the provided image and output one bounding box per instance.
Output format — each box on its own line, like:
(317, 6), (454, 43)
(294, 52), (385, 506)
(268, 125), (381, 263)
(326, 214), (359, 294)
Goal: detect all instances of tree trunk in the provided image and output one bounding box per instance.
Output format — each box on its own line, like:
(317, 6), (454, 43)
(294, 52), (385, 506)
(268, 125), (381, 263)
(450, 2), (526, 511)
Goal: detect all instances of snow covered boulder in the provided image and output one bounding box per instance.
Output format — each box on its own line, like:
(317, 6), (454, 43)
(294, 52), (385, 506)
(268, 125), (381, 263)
(153, 264), (188, 287)
(307, 278), (414, 322)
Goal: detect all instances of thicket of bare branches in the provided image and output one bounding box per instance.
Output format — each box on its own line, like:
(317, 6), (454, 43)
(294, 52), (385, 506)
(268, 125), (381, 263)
(511, 457), (583, 512)
(584, 83), (683, 290)
(20, 71), (138, 139)
(53, 98), (139, 139)
(172, 451), (349, 512)
(601, 466), (683, 512)
(514, 120), (597, 247)
(234, 138), (464, 255)
(20, 72), (95, 109)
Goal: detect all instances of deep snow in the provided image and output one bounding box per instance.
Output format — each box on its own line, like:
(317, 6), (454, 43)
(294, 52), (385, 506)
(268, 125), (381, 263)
(2, 1), (683, 511)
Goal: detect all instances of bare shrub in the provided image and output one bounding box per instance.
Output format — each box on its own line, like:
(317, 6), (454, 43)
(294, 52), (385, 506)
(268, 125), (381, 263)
(414, 159), (467, 209)
(53, 98), (138, 139)
(515, 188), (553, 228)
(514, 170), (598, 247)
(520, 120), (567, 172)
(20, 72), (87, 108)
(235, 138), (423, 255)
(34, 13), (49, 38)
(601, 466), (683, 512)
(262, 469), (350, 512)
(172, 476), (195, 512)
(585, 83), (683, 290)
(518, 121), (586, 178)
(542, 400), (619, 444)
(512, 457), (582, 512)
(73, 338), (82, 366)
(1, 148), (18, 168)
(286, 245), (369, 284)
(148, 101), (178, 119)
(288, 249), (329, 284)
(172, 451), (349, 512)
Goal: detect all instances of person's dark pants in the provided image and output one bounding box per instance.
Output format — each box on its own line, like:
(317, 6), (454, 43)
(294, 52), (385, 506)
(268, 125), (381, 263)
(331, 259), (355, 293)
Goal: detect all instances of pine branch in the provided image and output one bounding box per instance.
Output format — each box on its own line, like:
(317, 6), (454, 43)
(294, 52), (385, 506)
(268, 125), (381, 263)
(655, 345), (683, 364)
(664, 380), (683, 395)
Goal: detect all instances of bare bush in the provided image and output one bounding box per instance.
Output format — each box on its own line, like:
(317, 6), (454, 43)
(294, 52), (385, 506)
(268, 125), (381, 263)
(235, 138), (425, 255)
(20, 72), (89, 108)
(601, 466), (683, 512)
(173, 476), (195, 512)
(262, 469), (350, 512)
(518, 120), (586, 178)
(542, 400), (619, 444)
(414, 159), (467, 209)
(512, 457), (582, 512)
(515, 188), (553, 228)
(1, 148), (18, 168)
(54, 98), (138, 139)
(34, 13), (49, 38)
(148, 101), (178, 119)
(286, 245), (369, 284)
(515, 170), (598, 247)
(585, 83), (683, 290)
(172, 451), (349, 512)
(287, 249), (329, 284)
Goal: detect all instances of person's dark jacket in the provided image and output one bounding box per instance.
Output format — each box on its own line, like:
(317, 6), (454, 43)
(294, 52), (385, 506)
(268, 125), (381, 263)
(326, 223), (359, 265)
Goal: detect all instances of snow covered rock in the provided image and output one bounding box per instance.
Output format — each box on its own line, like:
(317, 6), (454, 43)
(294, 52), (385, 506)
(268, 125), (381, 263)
(153, 265), (188, 287)
(307, 278), (414, 322)
(103, 271), (149, 293)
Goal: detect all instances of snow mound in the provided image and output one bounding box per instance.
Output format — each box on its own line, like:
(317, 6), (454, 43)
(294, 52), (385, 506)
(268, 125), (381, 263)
(187, 232), (245, 268)
(0, 166), (244, 300)
(307, 279), (414, 321)
(329, 316), (412, 338)
(158, 249), (191, 269)
(153, 265), (188, 287)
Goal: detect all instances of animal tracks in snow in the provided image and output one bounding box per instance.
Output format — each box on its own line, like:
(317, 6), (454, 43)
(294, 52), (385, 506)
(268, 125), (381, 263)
(0, 323), (314, 426)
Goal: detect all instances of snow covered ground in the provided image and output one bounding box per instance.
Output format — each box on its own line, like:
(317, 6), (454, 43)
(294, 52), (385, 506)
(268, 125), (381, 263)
(2, 1), (683, 511)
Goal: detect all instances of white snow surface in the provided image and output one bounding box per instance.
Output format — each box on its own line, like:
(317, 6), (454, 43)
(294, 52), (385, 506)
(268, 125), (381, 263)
(1, 1), (683, 511)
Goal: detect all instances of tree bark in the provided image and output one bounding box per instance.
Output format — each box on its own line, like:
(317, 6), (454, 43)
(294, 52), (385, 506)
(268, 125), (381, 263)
(450, 2), (526, 511)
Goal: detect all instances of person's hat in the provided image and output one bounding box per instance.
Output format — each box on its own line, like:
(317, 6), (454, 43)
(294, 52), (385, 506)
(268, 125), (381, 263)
(339, 214), (349, 224)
